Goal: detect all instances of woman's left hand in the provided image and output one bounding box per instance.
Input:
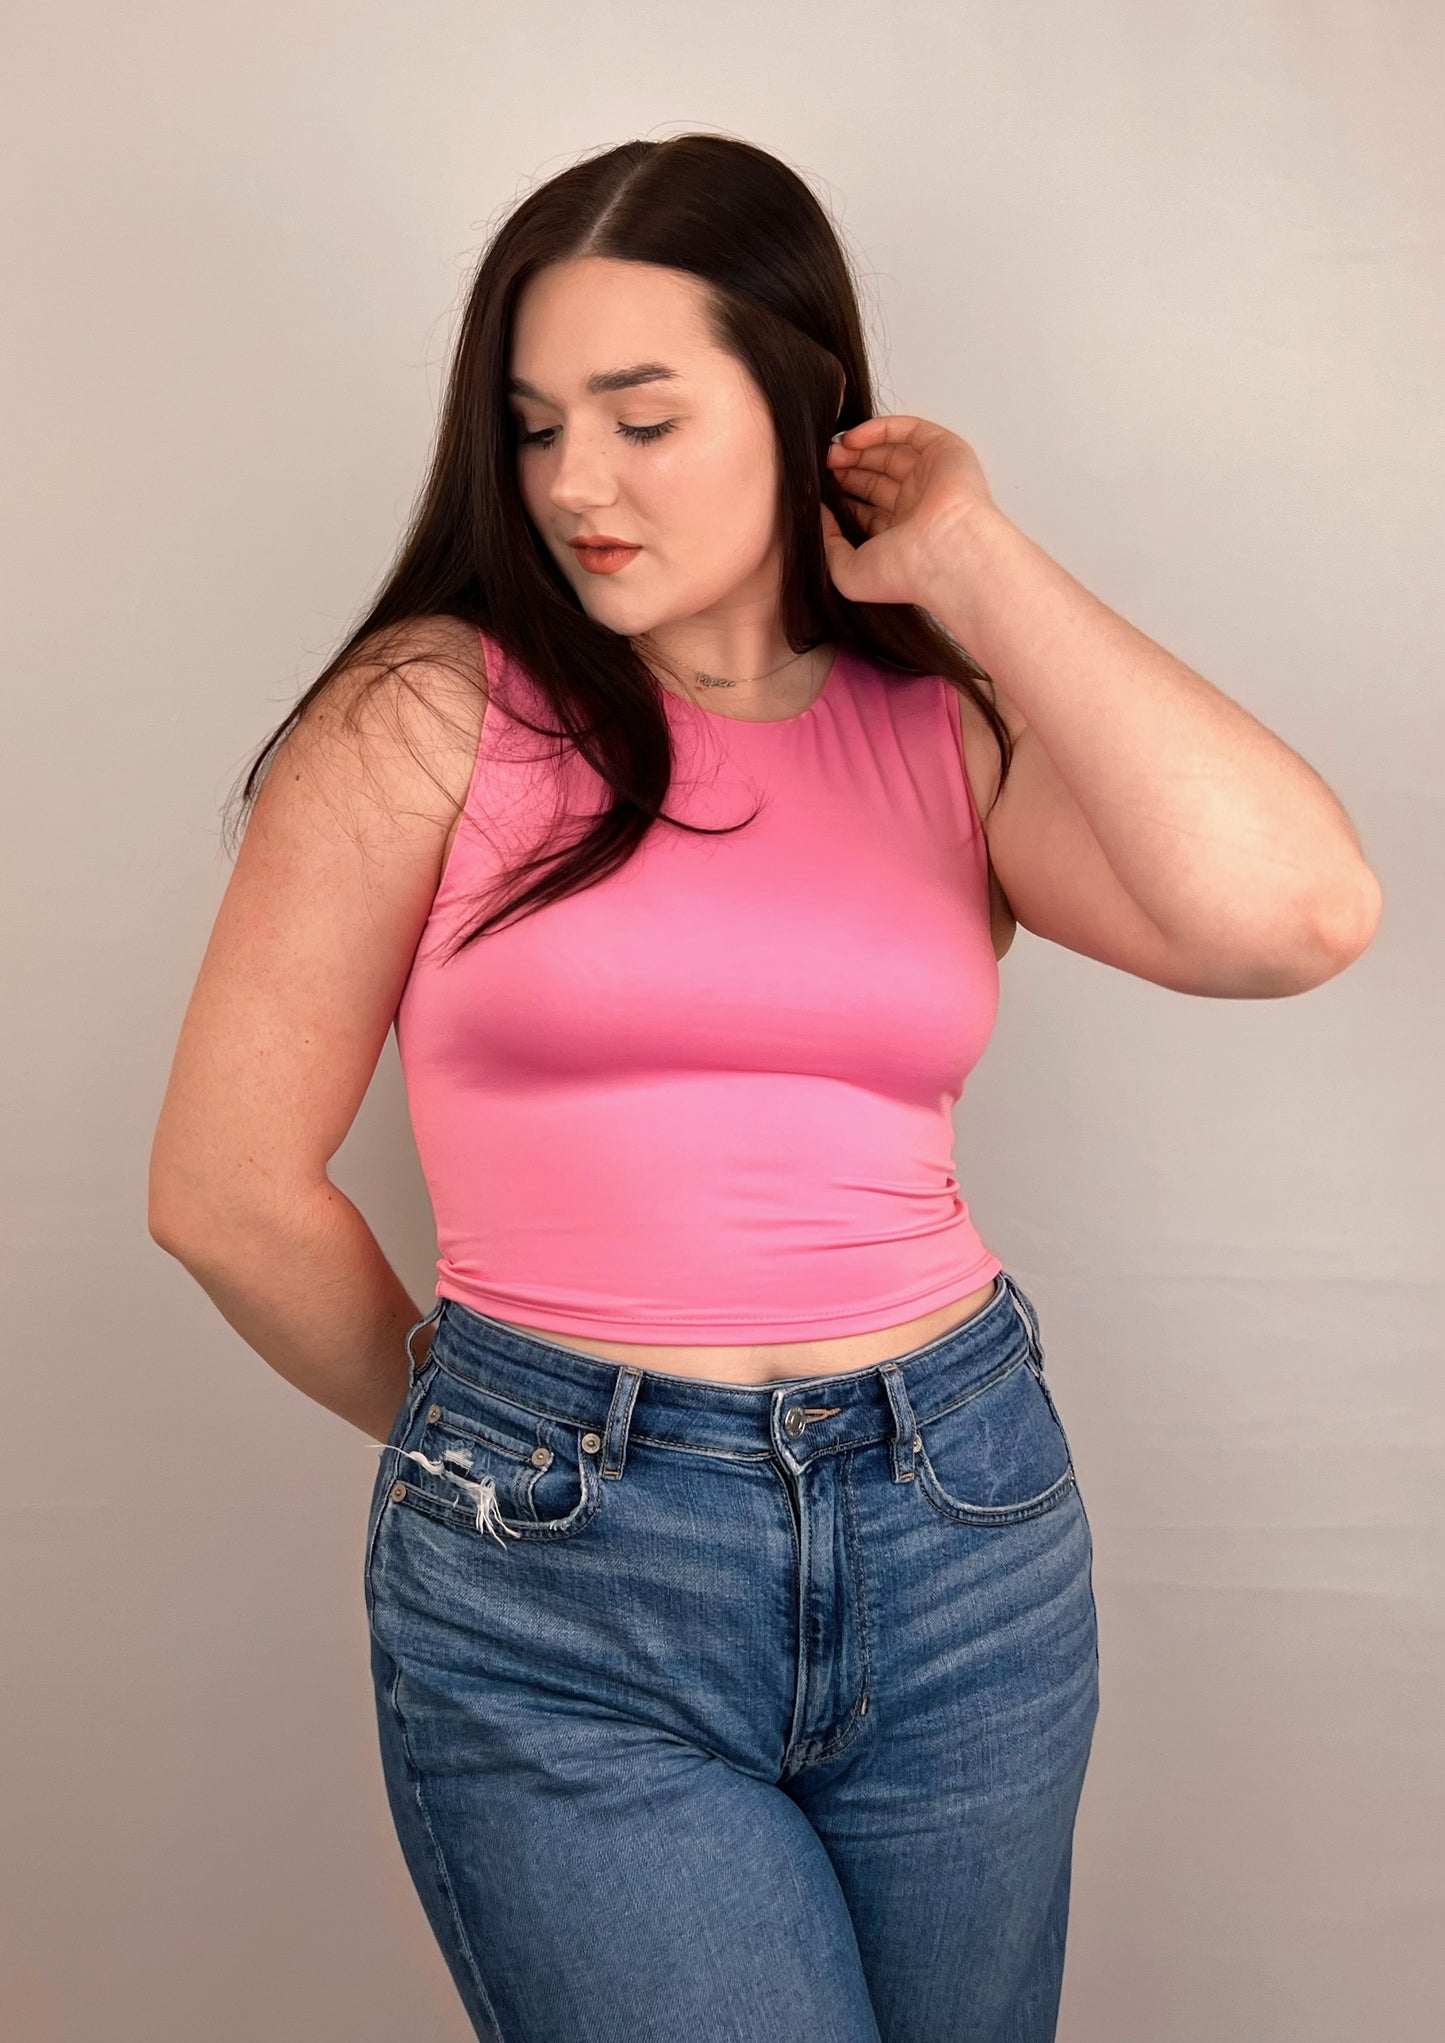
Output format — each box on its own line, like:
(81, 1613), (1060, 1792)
(821, 414), (996, 608)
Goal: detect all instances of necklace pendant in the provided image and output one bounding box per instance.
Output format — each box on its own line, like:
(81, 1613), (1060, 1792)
(694, 672), (738, 690)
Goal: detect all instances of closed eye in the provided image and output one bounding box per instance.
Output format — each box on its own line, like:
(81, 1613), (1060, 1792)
(518, 419), (678, 449)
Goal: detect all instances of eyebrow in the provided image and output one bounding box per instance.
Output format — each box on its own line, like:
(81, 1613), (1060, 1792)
(506, 362), (683, 402)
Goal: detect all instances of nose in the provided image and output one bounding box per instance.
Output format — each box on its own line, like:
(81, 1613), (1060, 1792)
(546, 426), (619, 515)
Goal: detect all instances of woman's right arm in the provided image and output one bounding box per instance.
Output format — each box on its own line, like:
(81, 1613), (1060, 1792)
(147, 616), (486, 1442)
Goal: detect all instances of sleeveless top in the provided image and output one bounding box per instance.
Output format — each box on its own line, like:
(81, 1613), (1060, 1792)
(393, 628), (1003, 1343)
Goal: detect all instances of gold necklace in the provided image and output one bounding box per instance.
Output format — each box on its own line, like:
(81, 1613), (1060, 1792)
(693, 642), (825, 691)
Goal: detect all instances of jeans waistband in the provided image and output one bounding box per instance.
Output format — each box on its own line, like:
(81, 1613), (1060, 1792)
(406, 1272), (1045, 1477)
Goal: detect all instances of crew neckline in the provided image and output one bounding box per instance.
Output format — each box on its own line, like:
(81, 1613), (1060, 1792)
(660, 643), (845, 728)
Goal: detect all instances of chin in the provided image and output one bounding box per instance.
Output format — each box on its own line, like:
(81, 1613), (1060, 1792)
(578, 582), (674, 628)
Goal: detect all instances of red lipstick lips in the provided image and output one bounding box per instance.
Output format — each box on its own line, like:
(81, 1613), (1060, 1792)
(569, 535), (642, 576)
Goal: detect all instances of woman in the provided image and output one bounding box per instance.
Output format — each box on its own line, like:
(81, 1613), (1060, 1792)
(148, 134), (1381, 2043)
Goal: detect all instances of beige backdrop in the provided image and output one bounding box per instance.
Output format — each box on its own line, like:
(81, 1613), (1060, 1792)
(3, 4), (1440, 2039)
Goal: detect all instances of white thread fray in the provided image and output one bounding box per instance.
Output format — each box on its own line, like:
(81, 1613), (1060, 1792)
(393, 1448), (520, 1543)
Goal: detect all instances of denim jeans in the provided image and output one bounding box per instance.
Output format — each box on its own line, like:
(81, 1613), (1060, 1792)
(364, 1270), (1100, 2043)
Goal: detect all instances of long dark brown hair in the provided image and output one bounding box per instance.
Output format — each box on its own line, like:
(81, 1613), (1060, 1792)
(224, 132), (1015, 961)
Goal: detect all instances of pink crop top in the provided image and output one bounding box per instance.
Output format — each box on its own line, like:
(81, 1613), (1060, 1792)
(393, 628), (1003, 1343)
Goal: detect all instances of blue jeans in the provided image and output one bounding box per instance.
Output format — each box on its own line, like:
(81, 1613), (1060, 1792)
(364, 1270), (1100, 2043)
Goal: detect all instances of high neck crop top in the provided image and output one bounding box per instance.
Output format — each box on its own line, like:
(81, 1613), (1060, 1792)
(393, 628), (1003, 1343)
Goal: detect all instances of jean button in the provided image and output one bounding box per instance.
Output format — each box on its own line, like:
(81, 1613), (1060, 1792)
(784, 1407), (806, 1438)
(581, 1432), (602, 1454)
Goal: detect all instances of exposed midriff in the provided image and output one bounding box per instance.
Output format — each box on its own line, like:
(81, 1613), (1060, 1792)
(484, 1275), (1002, 1386)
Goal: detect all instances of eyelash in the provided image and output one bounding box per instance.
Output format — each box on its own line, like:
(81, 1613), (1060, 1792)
(518, 420), (678, 449)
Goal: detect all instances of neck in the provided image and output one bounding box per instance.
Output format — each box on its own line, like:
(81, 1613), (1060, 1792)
(680, 642), (836, 720)
(640, 636), (831, 709)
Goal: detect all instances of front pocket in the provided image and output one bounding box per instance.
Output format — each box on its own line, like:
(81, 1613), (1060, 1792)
(384, 1359), (604, 1545)
(913, 1352), (1076, 1527)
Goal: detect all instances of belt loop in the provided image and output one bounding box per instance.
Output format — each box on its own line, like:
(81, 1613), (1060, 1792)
(404, 1299), (445, 1389)
(877, 1362), (921, 1484)
(599, 1366), (642, 1481)
(1001, 1271), (1044, 1373)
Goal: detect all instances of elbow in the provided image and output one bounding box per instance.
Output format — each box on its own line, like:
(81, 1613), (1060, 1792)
(148, 1191), (205, 1261)
(148, 1160), (333, 1265)
(148, 1213), (190, 1259)
(1290, 866), (1384, 990)
(147, 1155), (232, 1262)
(1318, 864), (1384, 961)
(147, 1164), (186, 1256)
(148, 1147), (203, 1258)
(1216, 867), (1384, 997)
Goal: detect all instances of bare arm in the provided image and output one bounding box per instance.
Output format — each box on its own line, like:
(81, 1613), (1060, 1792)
(920, 506), (1382, 996)
(148, 615), (485, 1440)
(152, 1183), (435, 1442)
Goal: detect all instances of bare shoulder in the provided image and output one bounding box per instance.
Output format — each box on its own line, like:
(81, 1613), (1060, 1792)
(322, 611), (488, 833)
